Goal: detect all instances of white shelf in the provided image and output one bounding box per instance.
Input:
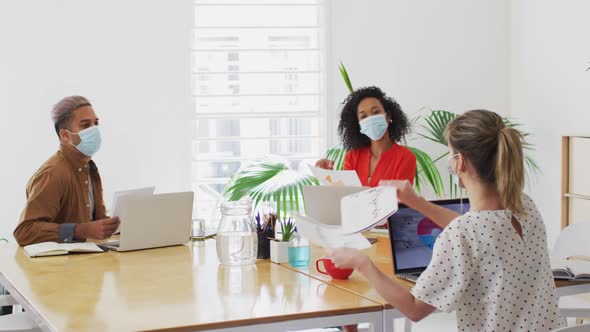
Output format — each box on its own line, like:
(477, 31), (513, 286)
(564, 193), (590, 200)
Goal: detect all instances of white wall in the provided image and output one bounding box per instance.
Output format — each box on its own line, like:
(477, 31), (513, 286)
(0, 0), (193, 241)
(2, 0), (583, 247)
(510, 0), (590, 245)
(327, 0), (510, 200)
(327, 0), (510, 146)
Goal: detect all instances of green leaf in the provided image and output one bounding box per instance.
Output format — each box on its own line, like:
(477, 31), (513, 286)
(223, 159), (318, 218)
(339, 61), (354, 94)
(280, 218), (296, 242)
(323, 144), (347, 170)
(417, 110), (456, 146)
(414, 110), (541, 195)
(406, 146), (445, 197)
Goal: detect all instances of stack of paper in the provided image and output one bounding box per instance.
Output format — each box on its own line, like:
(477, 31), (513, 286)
(309, 165), (362, 187)
(295, 216), (372, 250)
(296, 186), (398, 249)
(340, 186), (398, 234)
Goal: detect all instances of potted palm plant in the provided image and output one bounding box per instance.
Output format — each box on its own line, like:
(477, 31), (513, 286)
(327, 63), (540, 196)
(223, 160), (319, 220)
(223, 63), (541, 223)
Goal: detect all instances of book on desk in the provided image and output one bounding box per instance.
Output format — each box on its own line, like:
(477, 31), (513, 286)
(23, 242), (104, 257)
(551, 256), (590, 281)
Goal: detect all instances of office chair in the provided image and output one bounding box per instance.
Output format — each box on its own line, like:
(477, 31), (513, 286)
(0, 294), (39, 332)
(553, 223), (590, 326)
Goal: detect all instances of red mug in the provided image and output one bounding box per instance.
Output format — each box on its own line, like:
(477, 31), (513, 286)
(315, 258), (354, 280)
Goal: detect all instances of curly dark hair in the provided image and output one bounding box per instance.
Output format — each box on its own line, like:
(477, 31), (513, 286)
(337, 86), (411, 150)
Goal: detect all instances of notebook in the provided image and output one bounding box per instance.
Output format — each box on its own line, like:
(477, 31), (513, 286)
(24, 242), (103, 257)
(551, 256), (590, 281)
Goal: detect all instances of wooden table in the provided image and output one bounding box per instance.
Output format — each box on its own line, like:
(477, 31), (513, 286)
(281, 231), (590, 332)
(0, 240), (384, 332)
(281, 232), (411, 331)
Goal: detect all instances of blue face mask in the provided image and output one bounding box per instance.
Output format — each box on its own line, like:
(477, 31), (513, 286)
(68, 126), (102, 157)
(359, 114), (389, 141)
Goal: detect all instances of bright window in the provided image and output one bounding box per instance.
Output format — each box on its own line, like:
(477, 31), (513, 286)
(192, 0), (326, 220)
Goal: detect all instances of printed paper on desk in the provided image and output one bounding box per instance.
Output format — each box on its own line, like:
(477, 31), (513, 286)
(295, 215), (371, 250)
(310, 165), (362, 187)
(340, 186), (398, 235)
(111, 186), (155, 233)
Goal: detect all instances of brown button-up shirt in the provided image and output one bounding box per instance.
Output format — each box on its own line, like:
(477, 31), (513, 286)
(14, 144), (108, 246)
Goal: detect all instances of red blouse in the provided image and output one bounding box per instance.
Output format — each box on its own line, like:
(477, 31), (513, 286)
(343, 143), (416, 187)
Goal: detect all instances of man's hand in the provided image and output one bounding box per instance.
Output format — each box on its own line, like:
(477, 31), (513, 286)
(74, 217), (120, 240)
(315, 159), (335, 170)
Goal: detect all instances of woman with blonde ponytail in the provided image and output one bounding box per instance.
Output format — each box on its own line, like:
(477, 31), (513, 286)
(327, 110), (562, 331)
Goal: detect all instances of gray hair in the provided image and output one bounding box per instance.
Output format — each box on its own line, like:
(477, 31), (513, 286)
(51, 96), (92, 137)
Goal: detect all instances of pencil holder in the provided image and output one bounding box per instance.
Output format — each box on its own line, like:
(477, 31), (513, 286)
(257, 230), (271, 259)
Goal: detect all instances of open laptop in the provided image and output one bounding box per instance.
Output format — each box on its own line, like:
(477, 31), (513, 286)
(99, 192), (194, 252)
(388, 198), (469, 282)
(302, 185), (369, 225)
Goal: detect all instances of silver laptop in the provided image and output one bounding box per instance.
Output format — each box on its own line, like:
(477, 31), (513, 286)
(100, 192), (194, 252)
(302, 185), (368, 225)
(388, 198), (469, 282)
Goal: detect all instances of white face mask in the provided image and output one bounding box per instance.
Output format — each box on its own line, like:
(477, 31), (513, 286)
(359, 114), (389, 141)
(447, 152), (462, 187)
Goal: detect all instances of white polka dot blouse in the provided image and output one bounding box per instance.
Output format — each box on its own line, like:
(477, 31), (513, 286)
(410, 194), (563, 331)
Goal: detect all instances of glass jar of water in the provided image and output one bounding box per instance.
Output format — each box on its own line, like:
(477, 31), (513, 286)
(216, 197), (258, 266)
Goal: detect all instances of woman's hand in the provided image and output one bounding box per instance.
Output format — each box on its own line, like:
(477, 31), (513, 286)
(315, 159), (335, 170)
(379, 180), (420, 206)
(326, 248), (371, 271)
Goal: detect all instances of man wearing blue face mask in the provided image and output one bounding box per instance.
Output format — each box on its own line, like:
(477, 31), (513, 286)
(14, 96), (120, 246)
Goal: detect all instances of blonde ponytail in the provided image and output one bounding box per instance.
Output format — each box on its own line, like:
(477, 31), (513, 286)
(446, 110), (526, 213)
(496, 127), (524, 214)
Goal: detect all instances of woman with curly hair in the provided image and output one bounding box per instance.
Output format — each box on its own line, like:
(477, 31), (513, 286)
(316, 86), (416, 186)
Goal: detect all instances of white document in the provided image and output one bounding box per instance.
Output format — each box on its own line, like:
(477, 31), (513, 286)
(310, 165), (362, 187)
(111, 186), (155, 233)
(24, 242), (103, 257)
(295, 215), (371, 250)
(303, 185), (369, 226)
(340, 186), (398, 234)
(296, 186), (397, 249)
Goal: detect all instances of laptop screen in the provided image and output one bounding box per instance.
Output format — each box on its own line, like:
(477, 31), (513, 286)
(387, 199), (469, 273)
